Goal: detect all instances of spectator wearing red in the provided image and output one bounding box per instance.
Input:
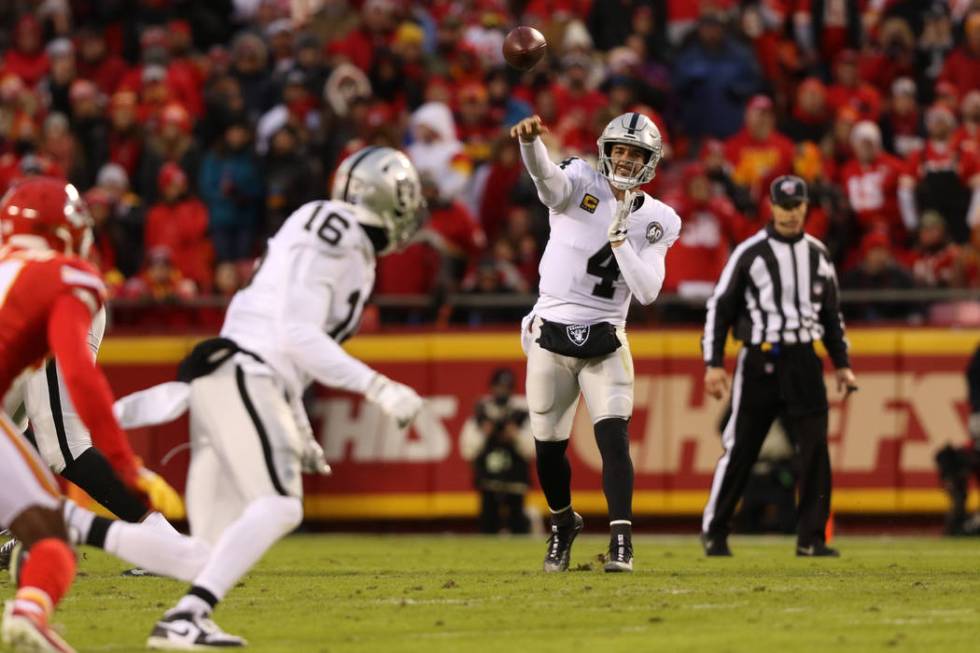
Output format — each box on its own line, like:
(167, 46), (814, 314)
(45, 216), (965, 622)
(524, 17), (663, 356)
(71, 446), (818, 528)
(83, 187), (124, 290)
(880, 77), (924, 158)
(826, 49), (881, 123)
(75, 26), (129, 95)
(839, 120), (909, 250)
(551, 54), (608, 129)
(455, 83), (498, 166)
(118, 26), (203, 119)
(419, 174), (487, 287)
(724, 95), (795, 203)
(107, 91), (143, 180)
(120, 246), (198, 327)
(493, 206), (539, 290)
(782, 77), (833, 144)
(327, 0), (398, 72)
(911, 211), (963, 288)
(477, 137), (525, 244)
(938, 12), (980, 99)
(954, 90), (980, 157)
(138, 102), (202, 205)
(2, 15), (48, 88)
(145, 162), (213, 291)
(859, 17), (918, 95)
(661, 162), (741, 297)
(167, 19), (205, 100)
(903, 104), (975, 243)
(792, 0), (863, 65)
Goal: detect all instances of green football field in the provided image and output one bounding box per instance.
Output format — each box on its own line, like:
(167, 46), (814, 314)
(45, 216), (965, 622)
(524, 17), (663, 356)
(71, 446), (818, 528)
(3, 534), (980, 653)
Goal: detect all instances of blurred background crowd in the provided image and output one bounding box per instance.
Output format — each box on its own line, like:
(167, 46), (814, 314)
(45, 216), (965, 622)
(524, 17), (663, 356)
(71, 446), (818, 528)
(0, 0), (978, 329)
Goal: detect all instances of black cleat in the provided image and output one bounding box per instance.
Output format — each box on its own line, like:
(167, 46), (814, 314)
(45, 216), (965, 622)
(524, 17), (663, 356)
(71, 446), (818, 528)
(603, 533), (633, 572)
(147, 612), (246, 649)
(543, 512), (584, 572)
(701, 532), (732, 557)
(796, 543), (840, 557)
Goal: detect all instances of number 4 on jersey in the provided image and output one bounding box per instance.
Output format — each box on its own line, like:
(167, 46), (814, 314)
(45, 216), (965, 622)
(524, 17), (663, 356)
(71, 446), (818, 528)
(586, 243), (620, 299)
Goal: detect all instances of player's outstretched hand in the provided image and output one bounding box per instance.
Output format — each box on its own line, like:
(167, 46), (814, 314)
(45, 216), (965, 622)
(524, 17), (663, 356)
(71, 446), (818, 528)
(608, 190), (635, 245)
(135, 464), (186, 519)
(301, 437), (332, 476)
(366, 374), (424, 429)
(704, 366), (730, 400)
(509, 115), (549, 143)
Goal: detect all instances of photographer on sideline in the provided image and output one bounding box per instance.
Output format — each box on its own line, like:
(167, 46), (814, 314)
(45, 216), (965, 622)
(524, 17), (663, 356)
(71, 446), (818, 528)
(935, 344), (980, 535)
(460, 369), (534, 534)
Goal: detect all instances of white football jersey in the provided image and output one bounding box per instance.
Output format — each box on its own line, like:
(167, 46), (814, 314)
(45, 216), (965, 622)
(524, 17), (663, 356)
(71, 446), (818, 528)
(533, 158), (681, 325)
(221, 200), (378, 398)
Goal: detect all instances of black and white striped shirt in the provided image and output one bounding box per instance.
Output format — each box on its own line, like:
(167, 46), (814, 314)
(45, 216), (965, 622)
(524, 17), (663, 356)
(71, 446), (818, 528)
(702, 224), (850, 369)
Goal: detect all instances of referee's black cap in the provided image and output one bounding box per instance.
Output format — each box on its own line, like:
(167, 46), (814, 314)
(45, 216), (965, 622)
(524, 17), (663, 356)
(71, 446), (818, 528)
(769, 175), (809, 208)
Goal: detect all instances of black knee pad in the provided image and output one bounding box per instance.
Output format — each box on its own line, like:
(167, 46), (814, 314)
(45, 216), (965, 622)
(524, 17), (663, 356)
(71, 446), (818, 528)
(594, 417), (630, 459)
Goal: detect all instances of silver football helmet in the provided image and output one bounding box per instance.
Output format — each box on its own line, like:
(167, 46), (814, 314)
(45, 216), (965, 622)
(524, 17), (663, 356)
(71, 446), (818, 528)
(596, 112), (663, 190)
(331, 146), (425, 254)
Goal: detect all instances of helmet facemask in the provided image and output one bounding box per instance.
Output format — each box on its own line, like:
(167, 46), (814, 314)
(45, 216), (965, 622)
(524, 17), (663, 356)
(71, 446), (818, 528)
(596, 112), (663, 190)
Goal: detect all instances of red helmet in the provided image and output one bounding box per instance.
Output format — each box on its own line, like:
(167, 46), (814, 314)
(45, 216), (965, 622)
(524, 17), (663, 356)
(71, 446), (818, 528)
(0, 177), (93, 257)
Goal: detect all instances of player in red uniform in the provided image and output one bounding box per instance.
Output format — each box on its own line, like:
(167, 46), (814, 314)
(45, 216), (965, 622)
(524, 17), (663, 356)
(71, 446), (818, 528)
(0, 178), (208, 653)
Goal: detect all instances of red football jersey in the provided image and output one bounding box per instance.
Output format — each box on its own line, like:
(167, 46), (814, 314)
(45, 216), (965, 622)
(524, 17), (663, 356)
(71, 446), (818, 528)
(0, 247), (104, 394)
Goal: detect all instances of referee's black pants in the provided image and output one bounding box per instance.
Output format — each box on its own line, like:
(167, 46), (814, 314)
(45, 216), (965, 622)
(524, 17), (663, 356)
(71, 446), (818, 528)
(702, 343), (832, 547)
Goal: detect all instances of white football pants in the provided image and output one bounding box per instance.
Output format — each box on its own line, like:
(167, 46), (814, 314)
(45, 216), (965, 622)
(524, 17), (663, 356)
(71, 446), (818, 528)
(185, 357), (304, 545)
(521, 315), (635, 442)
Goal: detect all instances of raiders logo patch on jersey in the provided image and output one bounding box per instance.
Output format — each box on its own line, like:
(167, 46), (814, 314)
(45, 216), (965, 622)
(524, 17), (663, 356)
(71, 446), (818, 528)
(579, 194), (599, 213)
(566, 324), (590, 345)
(646, 221), (664, 243)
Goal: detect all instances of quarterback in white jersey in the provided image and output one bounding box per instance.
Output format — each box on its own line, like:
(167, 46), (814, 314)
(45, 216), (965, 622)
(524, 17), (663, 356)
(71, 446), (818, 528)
(137, 147), (426, 650)
(511, 112), (680, 574)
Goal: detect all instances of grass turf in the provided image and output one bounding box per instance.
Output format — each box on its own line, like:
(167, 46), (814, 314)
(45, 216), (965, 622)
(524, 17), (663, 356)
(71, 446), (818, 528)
(3, 534), (979, 653)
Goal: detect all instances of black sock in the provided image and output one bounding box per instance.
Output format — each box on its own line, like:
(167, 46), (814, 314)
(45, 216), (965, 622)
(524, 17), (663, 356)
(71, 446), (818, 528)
(60, 448), (148, 522)
(594, 417), (634, 523)
(534, 439), (572, 521)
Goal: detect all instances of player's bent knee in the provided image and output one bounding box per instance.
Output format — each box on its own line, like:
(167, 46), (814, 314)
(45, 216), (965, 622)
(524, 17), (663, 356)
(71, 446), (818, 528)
(604, 394), (633, 419)
(526, 375), (555, 414)
(245, 495), (303, 537)
(9, 505), (69, 548)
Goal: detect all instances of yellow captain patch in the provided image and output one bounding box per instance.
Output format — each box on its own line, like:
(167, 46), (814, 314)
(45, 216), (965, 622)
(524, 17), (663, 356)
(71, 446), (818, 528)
(579, 193), (599, 213)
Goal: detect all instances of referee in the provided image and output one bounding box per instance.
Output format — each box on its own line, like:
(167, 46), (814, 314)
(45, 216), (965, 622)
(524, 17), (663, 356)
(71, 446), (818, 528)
(700, 175), (857, 558)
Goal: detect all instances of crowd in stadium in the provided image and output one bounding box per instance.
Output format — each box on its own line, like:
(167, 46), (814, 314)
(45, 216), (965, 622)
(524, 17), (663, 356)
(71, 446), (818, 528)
(0, 0), (978, 324)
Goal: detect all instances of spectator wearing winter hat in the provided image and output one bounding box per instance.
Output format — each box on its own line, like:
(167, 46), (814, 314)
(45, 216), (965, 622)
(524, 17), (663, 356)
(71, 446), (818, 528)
(291, 32), (329, 100)
(408, 101), (472, 204)
(673, 11), (763, 141)
(120, 246), (199, 327)
(879, 77), (925, 158)
(862, 17), (919, 96)
(782, 77), (834, 144)
(42, 38), (76, 117)
(724, 95), (795, 203)
(455, 82), (498, 166)
(107, 91), (143, 180)
(838, 120), (910, 252)
(230, 32), (278, 122)
(138, 102), (202, 204)
(3, 15), (49, 88)
(145, 162), (213, 291)
(826, 49), (881, 123)
(911, 211), (964, 288)
(261, 125), (322, 238)
(83, 186), (125, 288)
(256, 69), (320, 155)
(327, 0), (399, 72)
(75, 26), (129, 95)
(903, 104), (975, 242)
(938, 12), (980, 99)
(198, 118), (264, 262)
(94, 162), (144, 277)
(68, 79), (110, 188)
(485, 67), (533, 129)
(39, 112), (83, 188)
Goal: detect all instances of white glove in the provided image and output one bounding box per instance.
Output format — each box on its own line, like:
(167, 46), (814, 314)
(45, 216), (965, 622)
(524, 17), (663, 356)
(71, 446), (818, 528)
(608, 190), (636, 244)
(301, 437), (332, 475)
(365, 374), (423, 428)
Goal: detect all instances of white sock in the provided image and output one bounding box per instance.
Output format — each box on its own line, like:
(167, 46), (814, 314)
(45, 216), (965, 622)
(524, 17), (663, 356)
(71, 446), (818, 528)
(62, 500), (96, 546)
(103, 521), (211, 582)
(140, 512), (183, 539)
(188, 495), (302, 603)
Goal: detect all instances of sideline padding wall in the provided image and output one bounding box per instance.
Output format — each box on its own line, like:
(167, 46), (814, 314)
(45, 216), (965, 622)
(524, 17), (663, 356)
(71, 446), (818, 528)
(101, 328), (980, 518)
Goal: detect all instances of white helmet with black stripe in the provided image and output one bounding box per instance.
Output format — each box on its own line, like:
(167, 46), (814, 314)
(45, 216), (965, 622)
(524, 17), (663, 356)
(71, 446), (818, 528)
(596, 112), (663, 190)
(330, 146), (426, 254)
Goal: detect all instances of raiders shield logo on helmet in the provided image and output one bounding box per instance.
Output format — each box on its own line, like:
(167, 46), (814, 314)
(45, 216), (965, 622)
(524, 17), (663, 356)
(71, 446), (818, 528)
(645, 221), (663, 244)
(566, 324), (590, 346)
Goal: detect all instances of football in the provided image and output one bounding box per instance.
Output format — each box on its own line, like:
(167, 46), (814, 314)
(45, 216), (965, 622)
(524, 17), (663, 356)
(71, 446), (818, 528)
(502, 26), (547, 71)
